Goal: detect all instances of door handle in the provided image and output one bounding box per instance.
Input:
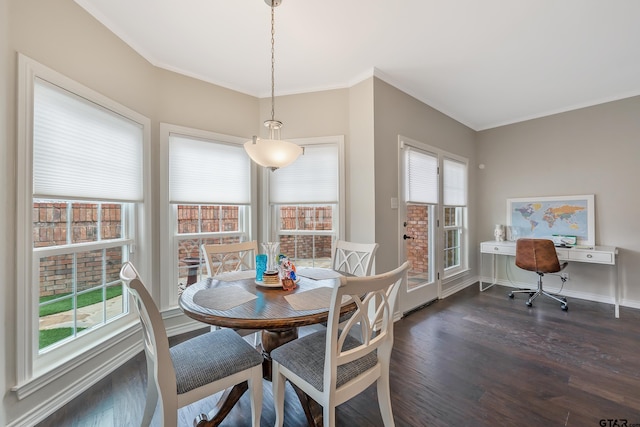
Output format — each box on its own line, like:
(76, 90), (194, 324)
(403, 234), (414, 240)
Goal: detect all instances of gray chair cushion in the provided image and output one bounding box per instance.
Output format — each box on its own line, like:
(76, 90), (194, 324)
(170, 328), (263, 395)
(271, 330), (377, 392)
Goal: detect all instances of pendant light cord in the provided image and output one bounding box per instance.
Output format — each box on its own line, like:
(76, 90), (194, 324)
(270, 2), (276, 122)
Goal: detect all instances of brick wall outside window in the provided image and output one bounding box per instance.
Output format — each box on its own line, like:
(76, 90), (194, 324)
(34, 202), (123, 297)
(35, 203), (423, 295)
(278, 206), (333, 259)
(406, 204), (428, 274)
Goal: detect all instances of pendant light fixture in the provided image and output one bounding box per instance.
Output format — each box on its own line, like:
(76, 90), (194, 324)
(244, 0), (303, 171)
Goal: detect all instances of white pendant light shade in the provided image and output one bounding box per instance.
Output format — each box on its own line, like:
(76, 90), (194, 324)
(243, 0), (303, 171)
(244, 137), (303, 170)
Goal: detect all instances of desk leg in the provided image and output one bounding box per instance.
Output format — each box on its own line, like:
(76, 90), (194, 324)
(615, 260), (620, 318)
(479, 250), (484, 291)
(480, 252), (497, 292)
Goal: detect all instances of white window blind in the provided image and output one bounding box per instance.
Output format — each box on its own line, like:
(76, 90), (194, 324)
(169, 134), (250, 205)
(33, 78), (144, 202)
(404, 147), (438, 204)
(443, 158), (467, 206)
(270, 144), (338, 204)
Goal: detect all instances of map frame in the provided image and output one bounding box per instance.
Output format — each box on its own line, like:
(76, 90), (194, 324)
(506, 194), (595, 246)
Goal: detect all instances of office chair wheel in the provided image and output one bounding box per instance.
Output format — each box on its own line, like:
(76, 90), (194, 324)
(508, 292), (514, 299)
(561, 303), (568, 311)
(561, 297), (567, 302)
(526, 301), (533, 307)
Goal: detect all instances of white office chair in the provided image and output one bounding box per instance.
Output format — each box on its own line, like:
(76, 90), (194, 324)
(271, 261), (409, 427)
(119, 262), (263, 427)
(331, 240), (379, 277)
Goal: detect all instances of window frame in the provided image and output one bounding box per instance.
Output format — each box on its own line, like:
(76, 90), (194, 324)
(159, 123), (257, 310)
(15, 54), (151, 393)
(265, 136), (345, 265)
(441, 154), (469, 280)
(443, 205), (464, 275)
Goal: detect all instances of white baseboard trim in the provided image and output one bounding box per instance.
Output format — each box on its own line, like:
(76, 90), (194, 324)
(619, 298), (640, 310)
(441, 276), (477, 299)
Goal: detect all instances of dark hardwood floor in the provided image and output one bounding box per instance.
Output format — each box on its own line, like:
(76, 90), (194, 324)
(36, 283), (640, 427)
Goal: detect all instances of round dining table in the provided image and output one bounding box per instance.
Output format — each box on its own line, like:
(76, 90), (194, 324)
(178, 267), (351, 427)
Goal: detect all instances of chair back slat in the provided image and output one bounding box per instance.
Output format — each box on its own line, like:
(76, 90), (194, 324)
(332, 240), (379, 276)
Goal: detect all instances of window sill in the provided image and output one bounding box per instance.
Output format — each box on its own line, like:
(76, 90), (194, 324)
(12, 319), (140, 400)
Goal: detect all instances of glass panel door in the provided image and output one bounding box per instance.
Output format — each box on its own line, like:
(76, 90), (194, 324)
(398, 137), (440, 314)
(400, 203), (438, 312)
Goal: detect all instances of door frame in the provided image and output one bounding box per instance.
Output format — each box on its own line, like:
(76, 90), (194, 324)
(397, 136), (441, 314)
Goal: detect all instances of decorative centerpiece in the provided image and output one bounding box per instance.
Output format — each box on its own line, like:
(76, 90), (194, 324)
(278, 254), (297, 290)
(261, 242), (282, 285)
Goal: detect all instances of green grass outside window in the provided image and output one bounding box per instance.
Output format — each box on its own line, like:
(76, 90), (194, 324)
(39, 286), (123, 317)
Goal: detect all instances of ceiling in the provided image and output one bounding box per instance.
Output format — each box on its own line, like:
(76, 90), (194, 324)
(75, 0), (640, 131)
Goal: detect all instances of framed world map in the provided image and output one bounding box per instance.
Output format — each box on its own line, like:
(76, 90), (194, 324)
(506, 194), (595, 246)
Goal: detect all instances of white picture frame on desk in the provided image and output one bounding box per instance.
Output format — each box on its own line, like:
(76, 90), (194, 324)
(506, 194), (595, 246)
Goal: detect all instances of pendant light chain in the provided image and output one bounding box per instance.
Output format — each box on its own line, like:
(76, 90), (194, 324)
(270, 2), (276, 122)
(243, 0), (302, 170)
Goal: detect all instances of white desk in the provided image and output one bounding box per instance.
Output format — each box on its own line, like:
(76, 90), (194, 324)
(480, 240), (619, 317)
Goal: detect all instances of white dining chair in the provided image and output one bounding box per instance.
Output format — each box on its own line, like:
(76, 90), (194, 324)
(331, 240), (379, 277)
(201, 240), (258, 276)
(201, 240), (262, 345)
(271, 261), (409, 427)
(329, 240), (379, 330)
(119, 262), (263, 427)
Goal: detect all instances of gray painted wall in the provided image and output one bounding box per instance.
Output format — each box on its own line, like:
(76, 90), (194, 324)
(2, 0), (638, 424)
(347, 79), (376, 246)
(477, 96), (640, 305)
(372, 79), (478, 289)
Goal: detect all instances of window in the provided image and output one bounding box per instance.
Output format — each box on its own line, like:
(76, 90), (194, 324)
(34, 200), (132, 352)
(268, 137), (344, 267)
(442, 157), (468, 277)
(17, 54), (150, 386)
(161, 125), (255, 308)
(443, 206), (462, 270)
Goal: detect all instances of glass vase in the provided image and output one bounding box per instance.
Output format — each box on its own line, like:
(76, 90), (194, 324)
(262, 242), (280, 272)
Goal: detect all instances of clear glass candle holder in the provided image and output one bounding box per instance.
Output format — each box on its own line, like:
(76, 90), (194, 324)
(262, 242), (280, 272)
